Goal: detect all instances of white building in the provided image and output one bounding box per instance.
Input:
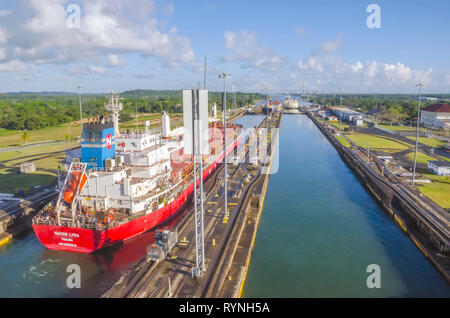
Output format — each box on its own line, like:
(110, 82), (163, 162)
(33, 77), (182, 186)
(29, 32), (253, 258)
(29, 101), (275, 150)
(332, 107), (363, 123)
(427, 160), (450, 176)
(352, 118), (363, 126)
(420, 104), (450, 130)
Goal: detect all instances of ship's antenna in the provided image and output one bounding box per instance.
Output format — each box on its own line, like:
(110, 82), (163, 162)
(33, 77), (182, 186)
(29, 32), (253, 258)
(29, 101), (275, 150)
(105, 90), (123, 137)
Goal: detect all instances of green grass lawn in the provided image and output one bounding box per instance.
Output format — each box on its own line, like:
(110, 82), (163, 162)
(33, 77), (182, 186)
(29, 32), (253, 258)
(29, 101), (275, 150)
(417, 178), (450, 209)
(120, 115), (183, 131)
(378, 124), (424, 132)
(345, 133), (410, 150)
(405, 152), (437, 165)
(0, 124), (81, 148)
(405, 151), (450, 164)
(0, 142), (77, 194)
(405, 136), (446, 148)
(336, 136), (351, 147)
(329, 122), (350, 130)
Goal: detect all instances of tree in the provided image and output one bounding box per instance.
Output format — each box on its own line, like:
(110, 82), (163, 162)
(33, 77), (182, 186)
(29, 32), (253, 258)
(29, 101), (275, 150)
(385, 108), (400, 124)
(21, 130), (30, 144)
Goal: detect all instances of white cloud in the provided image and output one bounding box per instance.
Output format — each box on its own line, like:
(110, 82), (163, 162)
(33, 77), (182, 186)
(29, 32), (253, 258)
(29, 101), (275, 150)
(0, 48), (7, 60)
(106, 54), (123, 66)
(312, 34), (342, 56)
(0, 0), (194, 71)
(296, 27), (307, 36)
(0, 27), (9, 44)
(0, 10), (11, 17)
(222, 30), (284, 71)
(297, 34), (432, 90)
(88, 65), (107, 74)
(0, 60), (29, 72)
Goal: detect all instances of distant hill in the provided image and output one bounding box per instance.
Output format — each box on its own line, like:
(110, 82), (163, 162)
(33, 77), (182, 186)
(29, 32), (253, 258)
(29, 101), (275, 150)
(1, 91), (78, 96)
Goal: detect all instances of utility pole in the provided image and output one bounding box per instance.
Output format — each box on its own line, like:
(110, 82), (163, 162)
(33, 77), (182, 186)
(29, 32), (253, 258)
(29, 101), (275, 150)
(219, 73), (231, 222)
(232, 82), (237, 112)
(322, 90), (325, 125)
(339, 88), (342, 135)
(412, 83), (424, 186)
(77, 85), (83, 132)
(302, 80), (305, 102)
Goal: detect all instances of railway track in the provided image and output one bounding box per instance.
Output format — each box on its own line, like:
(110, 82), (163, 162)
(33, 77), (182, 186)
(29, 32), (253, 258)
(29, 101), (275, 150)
(0, 188), (57, 224)
(324, 120), (449, 245)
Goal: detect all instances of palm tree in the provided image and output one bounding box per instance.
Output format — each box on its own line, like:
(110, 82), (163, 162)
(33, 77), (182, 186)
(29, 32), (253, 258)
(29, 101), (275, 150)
(21, 130), (30, 145)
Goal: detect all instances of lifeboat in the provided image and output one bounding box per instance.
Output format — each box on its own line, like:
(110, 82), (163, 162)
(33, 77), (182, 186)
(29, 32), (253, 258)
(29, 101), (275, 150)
(64, 171), (87, 203)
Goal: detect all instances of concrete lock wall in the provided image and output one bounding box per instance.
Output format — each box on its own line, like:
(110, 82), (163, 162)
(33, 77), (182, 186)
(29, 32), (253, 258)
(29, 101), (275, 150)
(307, 113), (449, 254)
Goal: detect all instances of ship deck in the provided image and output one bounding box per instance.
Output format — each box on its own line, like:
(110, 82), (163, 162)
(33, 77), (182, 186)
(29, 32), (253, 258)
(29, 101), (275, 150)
(33, 124), (242, 231)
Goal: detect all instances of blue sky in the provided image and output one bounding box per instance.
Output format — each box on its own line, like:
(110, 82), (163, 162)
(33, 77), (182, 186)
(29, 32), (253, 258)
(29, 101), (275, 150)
(0, 0), (449, 94)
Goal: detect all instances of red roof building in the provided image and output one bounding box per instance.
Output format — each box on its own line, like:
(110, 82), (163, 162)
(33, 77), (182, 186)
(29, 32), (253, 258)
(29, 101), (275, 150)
(420, 103), (450, 130)
(422, 103), (450, 113)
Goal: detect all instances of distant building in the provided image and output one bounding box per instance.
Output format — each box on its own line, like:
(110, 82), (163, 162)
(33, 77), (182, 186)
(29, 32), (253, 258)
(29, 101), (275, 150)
(366, 108), (386, 119)
(332, 107), (363, 123)
(352, 118), (363, 126)
(20, 162), (36, 174)
(427, 160), (450, 176)
(327, 116), (338, 122)
(318, 110), (328, 118)
(420, 103), (450, 130)
(417, 96), (439, 102)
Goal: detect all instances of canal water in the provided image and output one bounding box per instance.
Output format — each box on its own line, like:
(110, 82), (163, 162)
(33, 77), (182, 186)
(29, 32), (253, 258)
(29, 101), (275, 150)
(0, 214), (185, 298)
(243, 114), (450, 297)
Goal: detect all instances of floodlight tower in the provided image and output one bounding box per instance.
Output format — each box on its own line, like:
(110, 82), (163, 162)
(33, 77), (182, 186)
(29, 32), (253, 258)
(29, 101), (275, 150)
(339, 88), (342, 133)
(104, 91), (123, 137)
(232, 82), (237, 111)
(219, 72), (231, 222)
(183, 89), (208, 276)
(412, 83), (424, 186)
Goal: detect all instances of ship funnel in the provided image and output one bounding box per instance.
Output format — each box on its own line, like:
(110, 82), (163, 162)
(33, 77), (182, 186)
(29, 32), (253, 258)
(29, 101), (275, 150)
(212, 102), (217, 119)
(162, 112), (170, 138)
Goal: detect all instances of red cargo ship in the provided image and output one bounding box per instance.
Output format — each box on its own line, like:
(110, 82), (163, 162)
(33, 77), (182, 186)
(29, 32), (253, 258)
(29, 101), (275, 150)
(32, 92), (242, 253)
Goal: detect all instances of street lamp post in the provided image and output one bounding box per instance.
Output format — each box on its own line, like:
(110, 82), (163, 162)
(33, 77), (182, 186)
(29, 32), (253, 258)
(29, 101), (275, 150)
(77, 85), (83, 132)
(339, 88), (342, 136)
(219, 72), (231, 222)
(412, 83), (424, 186)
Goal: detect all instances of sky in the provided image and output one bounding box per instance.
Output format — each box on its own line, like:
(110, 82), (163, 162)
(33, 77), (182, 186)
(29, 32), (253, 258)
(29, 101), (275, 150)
(0, 0), (449, 94)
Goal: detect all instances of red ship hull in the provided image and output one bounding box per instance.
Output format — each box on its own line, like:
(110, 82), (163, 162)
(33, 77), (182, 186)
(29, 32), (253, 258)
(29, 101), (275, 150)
(33, 136), (241, 253)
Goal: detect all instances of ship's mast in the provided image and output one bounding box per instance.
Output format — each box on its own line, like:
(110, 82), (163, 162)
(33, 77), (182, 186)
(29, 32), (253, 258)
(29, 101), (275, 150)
(105, 91), (123, 137)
